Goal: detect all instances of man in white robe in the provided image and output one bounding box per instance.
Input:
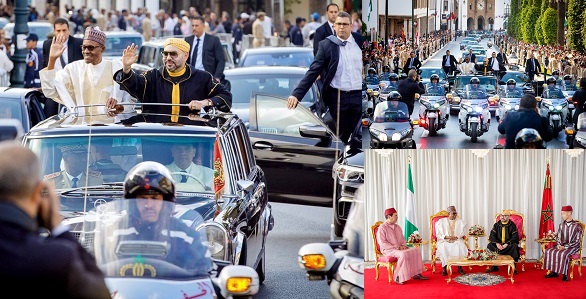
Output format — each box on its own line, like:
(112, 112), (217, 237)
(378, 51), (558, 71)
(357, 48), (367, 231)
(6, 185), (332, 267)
(40, 26), (136, 119)
(435, 205), (469, 276)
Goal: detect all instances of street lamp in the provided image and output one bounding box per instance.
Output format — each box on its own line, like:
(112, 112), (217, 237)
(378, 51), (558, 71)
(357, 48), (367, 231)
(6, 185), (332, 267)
(412, 0), (415, 49)
(9, 0), (28, 87)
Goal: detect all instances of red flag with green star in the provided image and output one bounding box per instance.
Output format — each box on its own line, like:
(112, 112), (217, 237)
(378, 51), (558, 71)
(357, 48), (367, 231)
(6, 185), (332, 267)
(539, 162), (554, 248)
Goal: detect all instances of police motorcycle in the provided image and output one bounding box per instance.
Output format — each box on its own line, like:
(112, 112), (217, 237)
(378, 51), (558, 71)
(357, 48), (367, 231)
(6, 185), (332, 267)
(378, 73), (400, 102)
(561, 75), (578, 122)
(364, 68), (381, 118)
(298, 185), (365, 299)
(418, 74), (450, 136)
(64, 165), (259, 299)
(458, 79), (491, 143)
(566, 112), (586, 148)
(496, 79), (524, 122)
(515, 128), (546, 149)
(487, 40), (493, 48)
(368, 92), (417, 149)
(538, 78), (569, 135)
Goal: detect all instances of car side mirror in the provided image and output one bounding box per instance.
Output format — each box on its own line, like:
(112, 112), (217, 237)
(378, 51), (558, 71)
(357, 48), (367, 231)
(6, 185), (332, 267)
(299, 124), (330, 139)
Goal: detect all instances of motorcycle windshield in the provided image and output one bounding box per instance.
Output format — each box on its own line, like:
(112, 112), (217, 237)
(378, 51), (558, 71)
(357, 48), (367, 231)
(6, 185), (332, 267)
(87, 199), (212, 279)
(425, 85), (444, 96)
(373, 100), (410, 122)
(462, 88), (487, 100)
(543, 88), (565, 99)
(564, 84), (577, 91)
(502, 88), (523, 98)
(381, 84), (398, 93)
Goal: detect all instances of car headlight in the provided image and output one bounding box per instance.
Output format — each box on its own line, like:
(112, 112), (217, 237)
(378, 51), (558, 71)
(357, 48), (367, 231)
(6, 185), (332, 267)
(196, 222), (228, 260)
(373, 91), (379, 97)
(367, 89), (373, 94)
(514, 104), (520, 110)
(454, 97), (461, 103)
(335, 164), (364, 183)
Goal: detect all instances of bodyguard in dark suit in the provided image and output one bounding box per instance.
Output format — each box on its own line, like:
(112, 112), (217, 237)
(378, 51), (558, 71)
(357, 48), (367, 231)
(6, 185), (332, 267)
(403, 52), (422, 74)
(498, 94), (552, 148)
(488, 51), (507, 79)
(397, 69), (426, 115)
(313, 3), (339, 56)
(288, 12), (364, 146)
(41, 18), (83, 117)
(185, 16), (226, 80)
(467, 49), (477, 64)
(0, 142), (111, 298)
(441, 50), (459, 76)
(525, 53), (541, 81)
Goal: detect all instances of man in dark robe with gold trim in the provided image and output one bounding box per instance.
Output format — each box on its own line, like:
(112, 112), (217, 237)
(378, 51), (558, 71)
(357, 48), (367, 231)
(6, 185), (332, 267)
(485, 210), (520, 274)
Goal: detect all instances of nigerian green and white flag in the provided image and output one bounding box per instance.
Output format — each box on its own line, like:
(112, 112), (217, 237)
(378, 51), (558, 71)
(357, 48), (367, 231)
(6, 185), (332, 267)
(404, 162), (418, 240)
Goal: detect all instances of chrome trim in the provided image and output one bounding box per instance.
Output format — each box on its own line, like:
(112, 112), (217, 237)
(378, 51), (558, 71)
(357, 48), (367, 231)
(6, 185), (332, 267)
(196, 221), (230, 261)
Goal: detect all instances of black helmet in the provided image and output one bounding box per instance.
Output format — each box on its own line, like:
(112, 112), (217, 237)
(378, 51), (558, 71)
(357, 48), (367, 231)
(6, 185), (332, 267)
(470, 77), (480, 84)
(124, 161), (176, 202)
(430, 74), (440, 83)
(382, 65), (390, 72)
(389, 73), (399, 81)
(368, 67), (377, 75)
(552, 70), (559, 76)
(546, 77), (556, 85)
(563, 75), (572, 81)
(388, 91), (402, 100)
(515, 128), (545, 149)
(506, 79), (516, 86)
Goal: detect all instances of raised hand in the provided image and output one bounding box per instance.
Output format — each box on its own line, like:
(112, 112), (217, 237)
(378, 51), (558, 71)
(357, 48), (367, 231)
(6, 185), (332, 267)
(49, 34), (67, 61)
(122, 43), (139, 72)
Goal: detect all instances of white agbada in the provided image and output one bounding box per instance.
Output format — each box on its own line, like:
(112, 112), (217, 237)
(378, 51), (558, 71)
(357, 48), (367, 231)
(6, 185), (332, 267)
(40, 58), (136, 119)
(435, 217), (468, 266)
(459, 61), (476, 75)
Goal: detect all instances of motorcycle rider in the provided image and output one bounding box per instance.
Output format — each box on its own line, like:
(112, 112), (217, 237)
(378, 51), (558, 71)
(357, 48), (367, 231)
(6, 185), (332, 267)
(515, 128), (546, 149)
(498, 94), (553, 149)
(469, 76), (484, 91)
(562, 74), (576, 91)
(365, 67), (380, 85)
(380, 65), (392, 81)
(551, 70), (562, 86)
(388, 73), (399, 88)
(506, 79), (517, 91)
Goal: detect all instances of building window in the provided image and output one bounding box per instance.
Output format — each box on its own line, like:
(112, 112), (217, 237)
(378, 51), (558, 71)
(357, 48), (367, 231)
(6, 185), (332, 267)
(489, 3), (492, 9)
(444, 0), (448, 10)
(469, 4), (472, 9)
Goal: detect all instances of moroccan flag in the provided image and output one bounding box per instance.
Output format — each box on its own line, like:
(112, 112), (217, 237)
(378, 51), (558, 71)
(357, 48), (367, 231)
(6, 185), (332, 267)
(404, 161), (419, 241)
(539, 162), (555, 247)
(213, 133), (225, 200)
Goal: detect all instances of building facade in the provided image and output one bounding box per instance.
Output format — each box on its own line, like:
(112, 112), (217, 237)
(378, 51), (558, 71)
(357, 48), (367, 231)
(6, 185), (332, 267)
(454, 0), (495, 31)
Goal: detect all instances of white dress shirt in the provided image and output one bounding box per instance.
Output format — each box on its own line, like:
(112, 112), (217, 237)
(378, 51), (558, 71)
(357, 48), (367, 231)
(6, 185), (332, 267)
(165, 161), (214, 191)
(189, 33), (205, 71)
(330, 35), (362, 91)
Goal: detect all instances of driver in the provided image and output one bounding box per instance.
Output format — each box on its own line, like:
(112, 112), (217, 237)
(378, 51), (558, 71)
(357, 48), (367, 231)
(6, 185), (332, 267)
(165, 143), (213, 191)
(365, 67), (380, 85)
(44, 144), (104, 189)
(515, 128), (545, 149)
(110, 161), (212, 272)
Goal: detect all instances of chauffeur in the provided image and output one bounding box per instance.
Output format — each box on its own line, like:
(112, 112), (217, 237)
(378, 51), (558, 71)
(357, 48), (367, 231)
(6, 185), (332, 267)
(44, 144), (104, 189)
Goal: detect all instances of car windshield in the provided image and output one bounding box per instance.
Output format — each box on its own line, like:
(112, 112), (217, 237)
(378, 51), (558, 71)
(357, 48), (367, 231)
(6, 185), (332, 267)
(68, 199), (212, 279)
(373, 100), (410, 122)
(105, 36), (143, 56)
(29, 135), (216, 193)
(240, 51), (313, 67)
(500, 73), (528, 84)
(227, 73), (316, 103)
(420, 68), (445, 79)
(4, 23), (52, 43)
(425, 85), (445, 96)
(0, 99), (24, 123)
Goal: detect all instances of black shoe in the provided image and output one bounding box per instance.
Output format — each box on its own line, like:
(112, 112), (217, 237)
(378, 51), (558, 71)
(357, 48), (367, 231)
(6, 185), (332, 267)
(514, 269), (518, 275)
(545, 272), (559, 278)
(563, 274), (568, 282)
(485, 266), (498, 273)
(442, 266), (447, 276)
(458, 266), (465, 275)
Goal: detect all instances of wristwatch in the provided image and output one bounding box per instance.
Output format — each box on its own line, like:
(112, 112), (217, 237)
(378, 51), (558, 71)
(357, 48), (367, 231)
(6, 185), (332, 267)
(207, 99), (213, 107)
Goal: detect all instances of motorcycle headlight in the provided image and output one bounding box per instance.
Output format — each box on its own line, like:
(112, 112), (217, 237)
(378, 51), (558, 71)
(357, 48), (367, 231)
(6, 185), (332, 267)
(391, 132), (402, 141)
(196, 222), (228, 260)
(474, 106), (483, 113)
(504, 104), (512, 110)
(420, 99), (431, 109)
(369, 128), (387, 141)
(454, 96), (461, 103)
(335, 164), (364, 183)
(555, 105), (562, 111)
(433, 102), (440, 109)
(514, 104), (520, 110)
(367, 89), (373, 94)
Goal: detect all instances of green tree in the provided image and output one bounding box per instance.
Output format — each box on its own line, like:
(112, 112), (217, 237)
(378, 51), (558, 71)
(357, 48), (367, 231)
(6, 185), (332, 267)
(524, 6), (540, 43)
(535, 14), (544, 45)
(541, 8), (558, 45)
(568, 0), (585, 51)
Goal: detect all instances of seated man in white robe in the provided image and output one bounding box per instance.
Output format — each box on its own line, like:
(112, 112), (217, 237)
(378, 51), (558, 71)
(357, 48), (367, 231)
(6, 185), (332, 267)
(165, 143), (214, 192)
(40, 26), (136, 120)
(435, 205), (469, 276)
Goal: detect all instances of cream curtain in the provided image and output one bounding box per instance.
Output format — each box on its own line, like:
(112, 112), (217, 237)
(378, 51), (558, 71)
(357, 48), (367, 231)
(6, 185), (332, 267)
(365, 149), (586, 262)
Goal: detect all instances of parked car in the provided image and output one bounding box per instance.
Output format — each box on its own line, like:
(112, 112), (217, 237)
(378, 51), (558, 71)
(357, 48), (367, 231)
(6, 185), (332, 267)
(3, 21), (53, 54)
(22, 109), (273, 283)
(237, 47), (314, 68)
(132, 37), (235, 74)
(0, 87), (47, 134)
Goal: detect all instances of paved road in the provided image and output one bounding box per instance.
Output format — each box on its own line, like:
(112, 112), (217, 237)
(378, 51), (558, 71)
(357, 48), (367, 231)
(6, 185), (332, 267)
(363, 39), (570, 149)
(256, 202), (337, 299)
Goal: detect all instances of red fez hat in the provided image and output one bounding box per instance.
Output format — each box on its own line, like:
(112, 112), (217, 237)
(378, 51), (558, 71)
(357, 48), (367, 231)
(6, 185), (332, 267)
(562, 205), (573, 212)
(385, 208), (397, 216)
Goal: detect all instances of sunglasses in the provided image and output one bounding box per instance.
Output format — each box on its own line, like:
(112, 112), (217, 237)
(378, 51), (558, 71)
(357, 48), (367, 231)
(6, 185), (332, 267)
(161, 51), (179, 58)
(81, 45), (101, 51)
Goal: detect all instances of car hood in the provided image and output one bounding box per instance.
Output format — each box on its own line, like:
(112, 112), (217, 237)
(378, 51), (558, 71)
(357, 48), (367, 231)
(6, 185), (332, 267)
(343, 147), (364, 168)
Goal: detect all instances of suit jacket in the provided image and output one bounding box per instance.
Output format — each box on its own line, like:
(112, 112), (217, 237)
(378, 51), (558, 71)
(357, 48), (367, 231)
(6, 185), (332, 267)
(0, 202), (111, 298)
(497, 52), (508, 65)
(313, 22), (334, 56)
(441, 54), (458, 70)
(497, 108), (553, 149)
(468, 53), (477, 64)
(403, 57), (422, 73)
(293, 32), (363, 107)
(487, 57), (506, 72)
(42, 35), (83, 69)
(525, 58), (541, 73)
(185, 34), (225, 79)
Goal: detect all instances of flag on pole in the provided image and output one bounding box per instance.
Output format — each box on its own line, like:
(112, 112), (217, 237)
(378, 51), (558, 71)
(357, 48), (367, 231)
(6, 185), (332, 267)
(404, 159), (418, 241)
(213, 133), (225, 218)
(368, 0), (372, 21)
(539, 161), (554, 248)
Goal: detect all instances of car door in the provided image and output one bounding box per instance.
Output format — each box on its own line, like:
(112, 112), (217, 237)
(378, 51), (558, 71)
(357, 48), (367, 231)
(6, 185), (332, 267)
(248, 92), (343, 206)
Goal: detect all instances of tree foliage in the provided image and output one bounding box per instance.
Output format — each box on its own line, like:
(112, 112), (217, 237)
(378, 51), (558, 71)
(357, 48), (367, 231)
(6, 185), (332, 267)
(535, 14), (544, 45)
(523, 6), (540, 44)
(541, 8), (557, 45)
(568, 0), (585, 51)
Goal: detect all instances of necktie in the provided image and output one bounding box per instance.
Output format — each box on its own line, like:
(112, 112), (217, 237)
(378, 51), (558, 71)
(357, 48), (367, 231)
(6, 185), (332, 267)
(191, 38), (200, 66)
(341, 41), (347, 46)
(180, 170), (188, 183)
(532, 59), (535, 71)
(409, 58), (413, 68)
(71, 177), (79, 188)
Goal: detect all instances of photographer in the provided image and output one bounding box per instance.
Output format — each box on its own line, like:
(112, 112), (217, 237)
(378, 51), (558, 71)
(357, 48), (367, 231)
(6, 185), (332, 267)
(497, 94), (553, 149)
(397, 69), (426, 116)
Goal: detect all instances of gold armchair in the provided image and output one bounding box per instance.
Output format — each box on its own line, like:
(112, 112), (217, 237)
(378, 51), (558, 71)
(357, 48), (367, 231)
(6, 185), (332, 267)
(429, 210), (469, 273)
(568, 220), (585, 280)
(493, 209), (527, 271)
(371, 221), (398, 283)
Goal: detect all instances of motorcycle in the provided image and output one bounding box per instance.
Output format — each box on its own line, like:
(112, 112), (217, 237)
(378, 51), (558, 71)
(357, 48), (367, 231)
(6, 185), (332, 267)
(368, 100), (417, 149)
(566, 112), (586, 149)
(63, 199), (260, 299)
(495, 88), (524, 122)
(458, 87), (491, 143)
(298, 187), (364, 299)
(418, 84), (450, 136)
(363, 83), (380, 118)
(538, 88), (569, 135)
